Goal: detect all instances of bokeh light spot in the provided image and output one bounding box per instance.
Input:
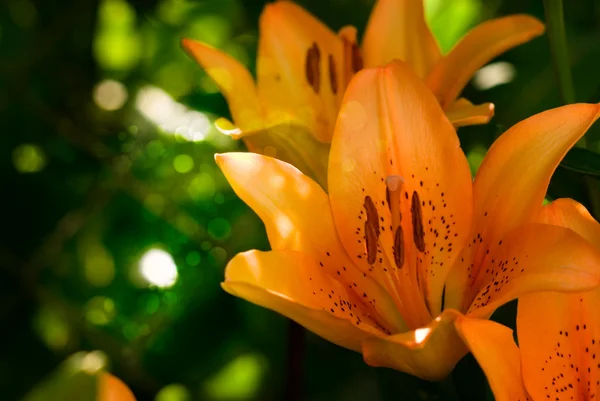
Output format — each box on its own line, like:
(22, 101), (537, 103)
(188, 173), (216, 201)
(93, 79), (128, 110)
(8, 0), (38, 28)
(208, 247), (227, 267)
(204, 353), (266, 400)
(139, 249), (178, 288)
(473, 61), (516, 91)
(208, 218), (231, 241)
(85, 296), (116, 325)
(140, 293), (160, 314)
(186, 251), (201, 266)
(34, 306), (70, 351)
(81, 241), (115, 287)
(144, 193), (166, 215)
(214, 193), (225, 204)
(136, 86), (211, 142)
(173, 154), (194, 173)
(187, 15), (231, 48)
(94, 0), (141, 71)
(13, 144), (46, 173)
(156, 383), (192, 401)
(80, 351), (107, 374)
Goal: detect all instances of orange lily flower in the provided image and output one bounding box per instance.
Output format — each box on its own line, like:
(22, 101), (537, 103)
(99, 373), (137, 401)
(184, 0), (544, 188)
(215, 60), (600, 380)
(456, 198), (600, 401)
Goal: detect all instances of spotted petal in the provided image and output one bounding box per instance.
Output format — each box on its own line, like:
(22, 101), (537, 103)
(518, 199), (600, 400)
(455, 317), (529, 401)
(519, 289), (600, 401)
(329, 60), (473, 324)
(257, 1), (344, 142)
(216, 152), (406, 333)
(361, 309), (466, 381)
(445, 103), (600, 311)
(224, 249), (383, 351)
(426, 15), (545, 109)
(466, 223), (600, 319)
(362, 0), (440, 78)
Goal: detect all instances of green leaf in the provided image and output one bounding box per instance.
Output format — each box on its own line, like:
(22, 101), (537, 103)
(559, 147), (600, 178)
(21, 352), (107, 401)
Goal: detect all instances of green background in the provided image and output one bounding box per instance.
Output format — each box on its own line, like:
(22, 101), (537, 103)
(2, 0), (600, 400)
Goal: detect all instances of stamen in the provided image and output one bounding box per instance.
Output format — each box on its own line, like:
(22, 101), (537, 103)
(305, 42), (321, 93)
(351, 43), (363, 73)
(385, 175), (404, 230)
(328, 54), (338, 94)
(363, 196), (380, 236)
(411, 191), (426, 252)
(393, 226), (405, 269)
(364, 220), (378, 264)
(338, 26), (362, 88)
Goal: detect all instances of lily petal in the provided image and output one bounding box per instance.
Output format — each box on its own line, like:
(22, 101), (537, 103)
(362, 0), (441, 78)
(445, 98), (495, 128)
(518, 290), (600, 401)
(182, 39), (263, 132)
(216, 152), (407, 333)
(426, 15), (545, 108)
(235, 123), (331, 190)
(98, 373), (137, 401)
(519, 200), (600, 399)
(224, 249), (383, 351)
(538, 198), (600, 249)
(329, 60), (472, 321)
(257, 1), (344, 142)
(361, 309), (466, 381)
(454, 317), (528, 401)
(446, 103), (600, 311)
(467, 223), (600, 319)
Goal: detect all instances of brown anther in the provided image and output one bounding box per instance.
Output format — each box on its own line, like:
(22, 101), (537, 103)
(393, 226), (405, 269)
(364, 221), (378, 265)
(363, 195), (380, 237)
(411, 191), (426, 252)
(328, 54), (338, 94)
(351, 43), (363, 72)
(305, 42), (321, 93)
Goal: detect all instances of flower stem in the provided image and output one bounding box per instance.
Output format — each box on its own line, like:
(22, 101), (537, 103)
(544, 0), (600, 219)
(284, 320), (304, 401)
(543, 0), (576, 106)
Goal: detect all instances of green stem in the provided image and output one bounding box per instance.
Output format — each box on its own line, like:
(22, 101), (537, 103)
(284, 320), (304, 401)
(544, 0), (600, 218)
(543, 0), (576, 105)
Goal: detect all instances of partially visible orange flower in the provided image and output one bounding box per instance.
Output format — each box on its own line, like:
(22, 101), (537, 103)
(215, 60), (600, 380)
(183, 0), (544, 187)
(456, 199), (600, 401)
(98, 373), (137, 401)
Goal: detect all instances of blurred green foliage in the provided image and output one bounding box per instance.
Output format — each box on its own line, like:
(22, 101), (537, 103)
(1, 0), (600, 400)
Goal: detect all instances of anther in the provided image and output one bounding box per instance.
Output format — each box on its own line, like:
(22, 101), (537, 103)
(305, 42), (321, 93)
(411, 191), (426, 252)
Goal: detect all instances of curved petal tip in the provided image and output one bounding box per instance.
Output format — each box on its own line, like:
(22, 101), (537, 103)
(361, 310), (467, 381)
